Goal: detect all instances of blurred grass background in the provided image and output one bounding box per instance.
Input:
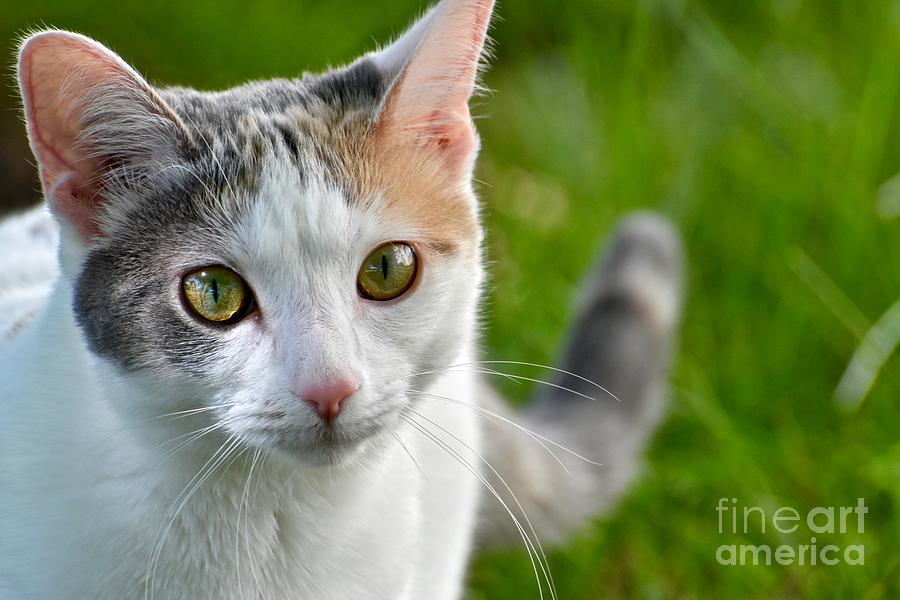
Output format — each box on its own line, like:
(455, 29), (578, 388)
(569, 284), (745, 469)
(3, 0), (900, 597)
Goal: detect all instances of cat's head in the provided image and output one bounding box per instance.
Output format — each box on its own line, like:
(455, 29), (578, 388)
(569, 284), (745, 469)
(18, 0), (494, 465)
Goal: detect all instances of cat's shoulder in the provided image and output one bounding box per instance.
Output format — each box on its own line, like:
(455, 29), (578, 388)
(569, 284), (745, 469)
(0, 203), (58, 340)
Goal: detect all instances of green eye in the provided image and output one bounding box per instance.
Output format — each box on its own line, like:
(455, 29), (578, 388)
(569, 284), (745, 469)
(357, 242), (418, 301)
(182, 266), (253, 323)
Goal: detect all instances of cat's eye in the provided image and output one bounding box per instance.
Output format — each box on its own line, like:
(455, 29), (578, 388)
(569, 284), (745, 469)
(357, 242), (418, 301)
(182, 266), (254, 324)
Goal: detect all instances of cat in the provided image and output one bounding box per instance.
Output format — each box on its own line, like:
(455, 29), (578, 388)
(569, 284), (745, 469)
(0, 0), (683, 598)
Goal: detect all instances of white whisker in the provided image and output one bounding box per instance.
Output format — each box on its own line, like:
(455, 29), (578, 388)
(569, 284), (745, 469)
(407, 389), (602, 470)
(236, 447), (261, 600)
(144, 434), (242, 600)
(247, 451), (269, 596)
(401, 409), (557, 600)
(417, 360), (622, 403)
(153, 420), (228, 466)
(390, 428), (431, 486)
(152, 403), (237, 421)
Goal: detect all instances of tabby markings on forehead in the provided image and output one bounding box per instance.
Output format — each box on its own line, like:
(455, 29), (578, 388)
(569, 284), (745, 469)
(150, 60), (479, 258)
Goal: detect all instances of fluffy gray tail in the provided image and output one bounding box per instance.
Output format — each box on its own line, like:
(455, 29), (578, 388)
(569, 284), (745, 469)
(476, 212), (684, 547)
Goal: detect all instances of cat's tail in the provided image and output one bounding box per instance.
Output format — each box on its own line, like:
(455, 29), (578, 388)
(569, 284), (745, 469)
(476, 211), (684, 547)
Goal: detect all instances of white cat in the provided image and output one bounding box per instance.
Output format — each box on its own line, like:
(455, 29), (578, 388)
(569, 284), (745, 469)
(0, 1), (683, 598)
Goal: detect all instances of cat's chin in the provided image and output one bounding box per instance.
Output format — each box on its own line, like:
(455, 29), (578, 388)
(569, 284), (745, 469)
(260, 423), (389, 468)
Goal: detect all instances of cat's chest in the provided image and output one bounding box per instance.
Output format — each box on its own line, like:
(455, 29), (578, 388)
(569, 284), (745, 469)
(99, 450), (426, 600)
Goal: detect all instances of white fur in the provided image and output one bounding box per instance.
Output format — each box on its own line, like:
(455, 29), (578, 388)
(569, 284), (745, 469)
(0, 163), (485, 600)
(0, 205), (57, 339)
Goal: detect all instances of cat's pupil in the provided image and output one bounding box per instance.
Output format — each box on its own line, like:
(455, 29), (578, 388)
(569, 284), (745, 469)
(381, 254), (389, 280)
(210, 278), (219, 303)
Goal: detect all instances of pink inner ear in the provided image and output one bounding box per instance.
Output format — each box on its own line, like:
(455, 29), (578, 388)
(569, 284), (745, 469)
(419, 109), (477, 165)
(42, 171), (102, 239)
(20, 33), (118, 190)
(18, 31), (148, 241)
(22, 57), (102, 241)
(377, 0), (494, 171)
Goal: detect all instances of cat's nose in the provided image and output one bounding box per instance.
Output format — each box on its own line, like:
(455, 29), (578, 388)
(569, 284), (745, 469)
(298, 377), (359, 423)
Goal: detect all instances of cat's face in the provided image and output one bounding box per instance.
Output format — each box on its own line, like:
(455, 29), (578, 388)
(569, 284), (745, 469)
(18, 0), (494, 464)
(74, 95), (483, 465)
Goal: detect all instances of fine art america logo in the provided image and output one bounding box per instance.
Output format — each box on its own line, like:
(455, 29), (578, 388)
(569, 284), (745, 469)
(715, 498), (867, 566)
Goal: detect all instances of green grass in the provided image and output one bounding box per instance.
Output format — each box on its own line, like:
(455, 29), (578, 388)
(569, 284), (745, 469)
(3, 0), (900, 597)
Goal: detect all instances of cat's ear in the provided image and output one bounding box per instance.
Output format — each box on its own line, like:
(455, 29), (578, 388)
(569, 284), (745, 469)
(17, 31), (189, 243)
(370, 0), (495, 177)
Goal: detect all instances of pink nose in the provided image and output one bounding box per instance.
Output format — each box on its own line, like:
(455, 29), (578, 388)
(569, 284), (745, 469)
(299, 378), (359, 423)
